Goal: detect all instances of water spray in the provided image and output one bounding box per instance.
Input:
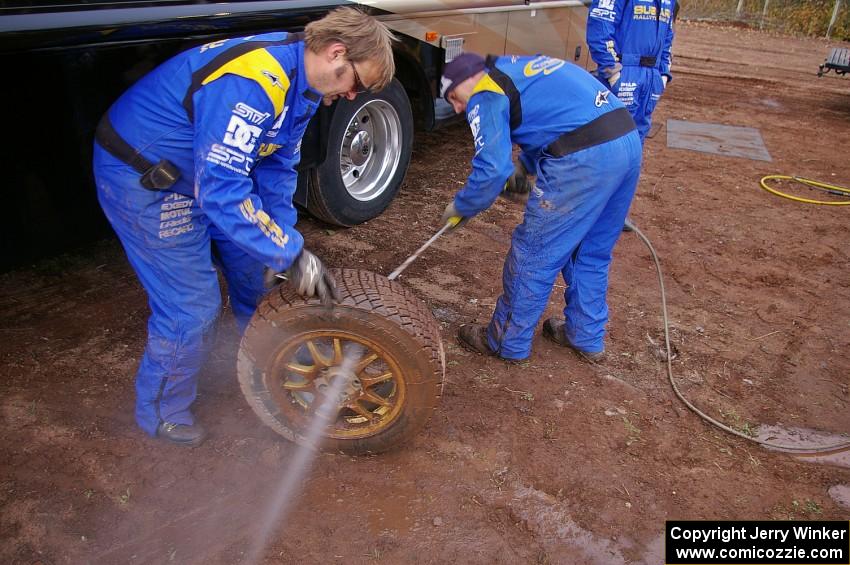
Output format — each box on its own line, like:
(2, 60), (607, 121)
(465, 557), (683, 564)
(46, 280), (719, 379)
(243, 344), (364, 564)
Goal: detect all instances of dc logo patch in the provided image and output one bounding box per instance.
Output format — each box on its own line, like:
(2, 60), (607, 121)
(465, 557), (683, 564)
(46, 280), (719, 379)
(224, 115), (262, 153)
(595, 90), (611, 107)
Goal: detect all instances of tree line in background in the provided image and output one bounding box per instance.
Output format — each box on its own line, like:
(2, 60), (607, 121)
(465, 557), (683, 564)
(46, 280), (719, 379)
(681, 0), (849, 40)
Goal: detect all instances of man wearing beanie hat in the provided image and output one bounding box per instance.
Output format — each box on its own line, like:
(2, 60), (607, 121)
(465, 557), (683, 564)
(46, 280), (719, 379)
(439, 51), (642, 363)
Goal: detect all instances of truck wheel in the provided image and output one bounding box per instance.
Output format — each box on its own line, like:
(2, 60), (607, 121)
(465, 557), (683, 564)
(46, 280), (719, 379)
(237, 269), (444, 454)
(307, 79), (413, 226)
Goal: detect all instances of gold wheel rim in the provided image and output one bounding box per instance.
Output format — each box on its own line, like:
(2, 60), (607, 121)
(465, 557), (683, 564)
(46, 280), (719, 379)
(264, 330), (407, 440)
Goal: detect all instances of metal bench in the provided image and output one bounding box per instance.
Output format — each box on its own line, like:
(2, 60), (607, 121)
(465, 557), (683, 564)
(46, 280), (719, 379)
(818, 47), (850, 77)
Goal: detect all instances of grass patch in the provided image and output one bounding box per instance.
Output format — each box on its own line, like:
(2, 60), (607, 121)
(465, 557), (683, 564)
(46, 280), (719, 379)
(623, 416), (641, 446)
(719, 408), (757, 438)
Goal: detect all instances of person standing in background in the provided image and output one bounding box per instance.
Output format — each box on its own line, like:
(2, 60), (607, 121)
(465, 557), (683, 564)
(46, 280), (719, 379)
(587, 0), (677, 143)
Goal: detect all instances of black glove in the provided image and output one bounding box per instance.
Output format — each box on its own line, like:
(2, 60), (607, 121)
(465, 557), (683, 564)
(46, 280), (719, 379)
(266, 250), (340, 307)
(501, 160), (531, 203)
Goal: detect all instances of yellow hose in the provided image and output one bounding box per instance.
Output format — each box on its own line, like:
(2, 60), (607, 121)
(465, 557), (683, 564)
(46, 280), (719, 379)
(759, 175), (850, 205)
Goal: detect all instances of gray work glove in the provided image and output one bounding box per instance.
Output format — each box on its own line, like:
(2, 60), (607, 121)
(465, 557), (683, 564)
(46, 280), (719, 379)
(501, 160), (531, 204)
(440, 201), (467, 230)
(265, 249), (340, 307)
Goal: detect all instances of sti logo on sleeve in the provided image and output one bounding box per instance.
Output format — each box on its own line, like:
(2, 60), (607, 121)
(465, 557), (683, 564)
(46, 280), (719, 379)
(234, 102), (270, 125)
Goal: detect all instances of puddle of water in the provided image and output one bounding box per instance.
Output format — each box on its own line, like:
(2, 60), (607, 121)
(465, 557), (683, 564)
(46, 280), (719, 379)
(488, 482), (628, 564)
(828, 485), (850, 510)
(757, 425), (850, 469)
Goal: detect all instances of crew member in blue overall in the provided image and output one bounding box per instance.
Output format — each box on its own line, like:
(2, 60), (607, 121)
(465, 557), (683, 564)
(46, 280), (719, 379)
(587, 0), (676, 143)
(439, 52), (642, 362)
(93, 8), (396, 446)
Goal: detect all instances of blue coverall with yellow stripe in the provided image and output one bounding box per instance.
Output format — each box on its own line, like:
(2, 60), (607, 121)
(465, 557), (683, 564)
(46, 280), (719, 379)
(93, 32), (320, 435)
(453, 55), (642, 360)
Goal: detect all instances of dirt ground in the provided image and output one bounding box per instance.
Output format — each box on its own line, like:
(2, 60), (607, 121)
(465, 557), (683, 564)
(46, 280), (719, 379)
(2, 22), (850, 565)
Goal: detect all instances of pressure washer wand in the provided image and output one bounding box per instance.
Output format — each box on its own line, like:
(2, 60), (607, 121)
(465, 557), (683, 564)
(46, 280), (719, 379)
(387, 218), (459, 281)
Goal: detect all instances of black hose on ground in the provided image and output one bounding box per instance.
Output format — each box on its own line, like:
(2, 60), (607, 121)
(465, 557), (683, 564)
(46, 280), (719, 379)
(626, 219), (850, 454)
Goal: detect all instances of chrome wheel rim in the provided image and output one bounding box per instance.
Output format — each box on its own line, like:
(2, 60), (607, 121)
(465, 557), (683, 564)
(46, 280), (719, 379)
(338, 99), (402, 202)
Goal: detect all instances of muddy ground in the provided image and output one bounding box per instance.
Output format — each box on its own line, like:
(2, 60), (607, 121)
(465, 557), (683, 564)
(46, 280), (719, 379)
(2, 22), (850, 565)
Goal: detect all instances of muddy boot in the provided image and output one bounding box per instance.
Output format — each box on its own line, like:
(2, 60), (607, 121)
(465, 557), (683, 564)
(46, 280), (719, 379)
(156, 421), (207, 447)
(458, 324), (498, 357)
(542, 318), (606, 363)
(458, 324), (528, 363)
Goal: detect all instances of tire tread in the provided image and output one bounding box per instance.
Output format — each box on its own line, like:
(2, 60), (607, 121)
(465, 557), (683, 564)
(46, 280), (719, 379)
(239, 268), (443, 454)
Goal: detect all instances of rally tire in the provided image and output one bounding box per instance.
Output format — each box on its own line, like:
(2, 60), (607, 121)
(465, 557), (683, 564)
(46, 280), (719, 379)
(237, 268), (444, 454)
(307, 79), (413, 226)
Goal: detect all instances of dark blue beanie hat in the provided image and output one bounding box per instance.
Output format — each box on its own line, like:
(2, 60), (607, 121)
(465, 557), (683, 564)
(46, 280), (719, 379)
(440, 52), (486, 101)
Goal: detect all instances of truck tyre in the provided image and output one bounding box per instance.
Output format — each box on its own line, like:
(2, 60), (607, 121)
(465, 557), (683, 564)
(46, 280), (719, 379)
(307, 79), (413, 226)
(237, 268), (444, 454)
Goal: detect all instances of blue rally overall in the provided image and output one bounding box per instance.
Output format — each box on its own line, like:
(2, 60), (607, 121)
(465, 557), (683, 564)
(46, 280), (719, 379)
(587, 0), (675, 142)
(453, 55), (643, 360)
(93, 32), (320, 435)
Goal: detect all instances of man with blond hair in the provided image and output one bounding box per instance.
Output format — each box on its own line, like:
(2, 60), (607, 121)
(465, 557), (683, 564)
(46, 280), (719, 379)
(93, 7), (395, 446)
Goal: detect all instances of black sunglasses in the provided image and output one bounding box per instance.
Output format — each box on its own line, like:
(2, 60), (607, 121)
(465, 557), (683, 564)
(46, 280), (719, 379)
(349, 60), (372, 94)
